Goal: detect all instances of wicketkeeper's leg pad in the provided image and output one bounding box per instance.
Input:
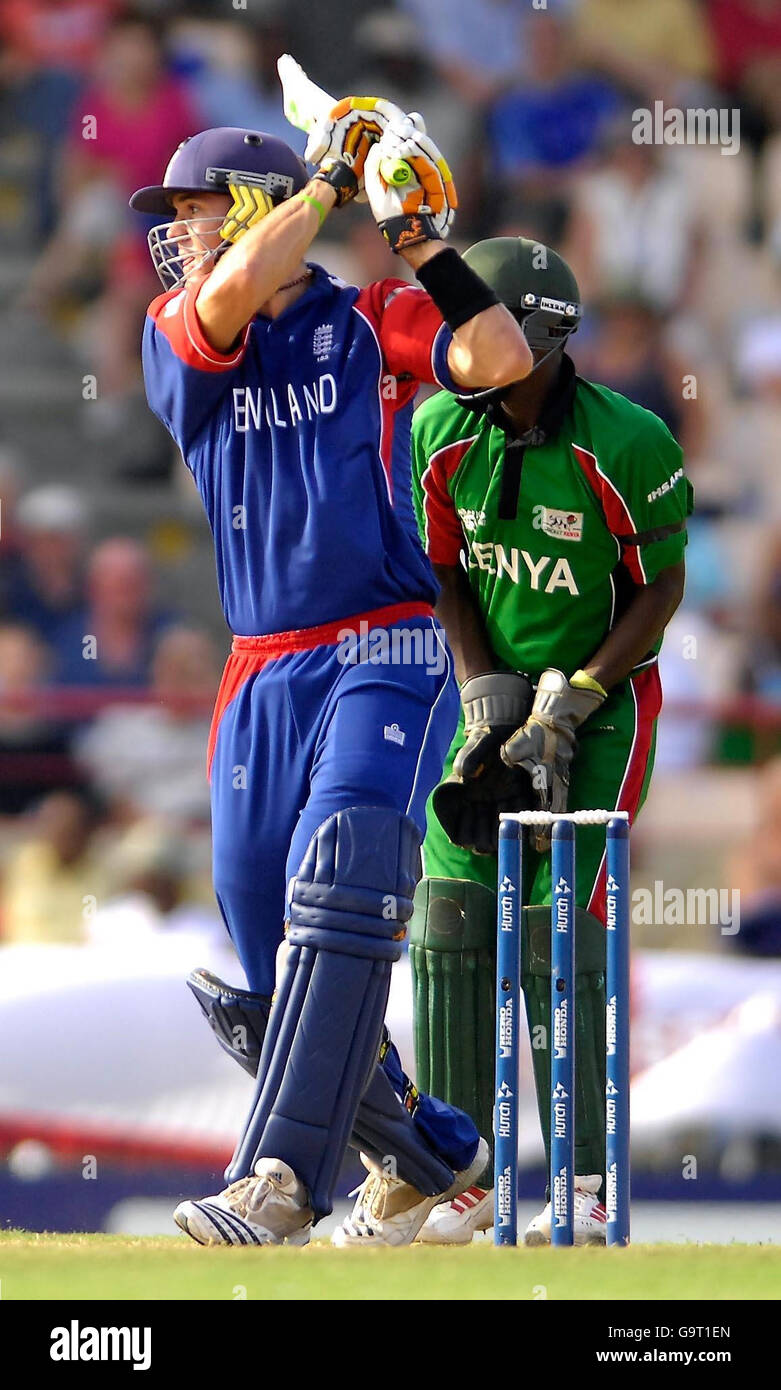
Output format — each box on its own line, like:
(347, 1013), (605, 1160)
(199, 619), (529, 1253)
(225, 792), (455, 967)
(409, 877), (496, 1184)
(225, 806), (421, 1218)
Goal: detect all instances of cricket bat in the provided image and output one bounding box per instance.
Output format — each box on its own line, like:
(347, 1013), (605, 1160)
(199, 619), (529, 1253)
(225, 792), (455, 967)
(277, 53), (413, 188)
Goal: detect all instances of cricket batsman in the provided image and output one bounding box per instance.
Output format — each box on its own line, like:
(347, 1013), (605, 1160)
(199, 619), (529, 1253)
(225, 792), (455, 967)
(408, 237), (694, 1244)
(129, 104), (534, 1246)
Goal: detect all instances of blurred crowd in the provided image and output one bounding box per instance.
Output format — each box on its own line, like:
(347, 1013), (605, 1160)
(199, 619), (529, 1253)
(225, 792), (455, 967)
(0, 0), (780, 948)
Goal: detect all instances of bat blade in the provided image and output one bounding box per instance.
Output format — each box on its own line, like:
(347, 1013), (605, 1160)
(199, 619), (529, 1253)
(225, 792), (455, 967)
(277, 53), (333, 135)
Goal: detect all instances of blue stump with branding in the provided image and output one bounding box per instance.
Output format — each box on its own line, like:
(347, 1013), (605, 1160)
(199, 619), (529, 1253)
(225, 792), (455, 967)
(606, 816), (631, 1247)
(493, 810), (631, 1248)
(550, 819), (576, 1247)
(494, 817), (522, 1246)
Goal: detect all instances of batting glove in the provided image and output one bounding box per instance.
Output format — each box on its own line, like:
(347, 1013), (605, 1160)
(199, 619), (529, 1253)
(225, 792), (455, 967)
(306, 96), (406, 206)
(364, 117), (458, 252)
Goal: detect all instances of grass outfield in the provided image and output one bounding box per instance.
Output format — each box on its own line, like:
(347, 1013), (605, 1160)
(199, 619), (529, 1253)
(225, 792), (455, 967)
(1, 1232), (780, 1300)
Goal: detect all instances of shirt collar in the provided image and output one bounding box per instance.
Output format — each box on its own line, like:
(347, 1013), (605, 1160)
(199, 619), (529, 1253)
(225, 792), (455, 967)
(255, 262), (341, 325)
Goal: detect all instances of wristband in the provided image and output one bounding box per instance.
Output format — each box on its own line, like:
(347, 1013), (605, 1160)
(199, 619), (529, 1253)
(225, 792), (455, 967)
(315, 157), (358, 207)
(570, 669), (608, 699)
(297, 193), (327, 226)
(380, 212), (440, 254)
(414, 247), (499, 332)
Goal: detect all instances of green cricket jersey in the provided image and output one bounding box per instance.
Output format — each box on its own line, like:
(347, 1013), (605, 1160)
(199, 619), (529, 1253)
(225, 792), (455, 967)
(411, 356), (694, 680)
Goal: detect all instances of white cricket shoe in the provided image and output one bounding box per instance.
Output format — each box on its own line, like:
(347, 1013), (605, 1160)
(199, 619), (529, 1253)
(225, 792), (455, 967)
(331, 1136), (490, 1248)
(173, 1157), (313, 1247)
(416, 1184), (493, 1244)
(524, 1173), (607, 1246)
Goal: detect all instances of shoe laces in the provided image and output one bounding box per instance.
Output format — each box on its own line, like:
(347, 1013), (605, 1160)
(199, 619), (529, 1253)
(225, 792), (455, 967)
(220, 1176), (257, 1217)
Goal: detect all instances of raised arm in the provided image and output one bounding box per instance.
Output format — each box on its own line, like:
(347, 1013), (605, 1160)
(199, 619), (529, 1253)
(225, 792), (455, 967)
(198, 96), (408, 352)
(196, 179), (338, 352)
(364, 124), (533, 391)
(403, 242), (532, 390)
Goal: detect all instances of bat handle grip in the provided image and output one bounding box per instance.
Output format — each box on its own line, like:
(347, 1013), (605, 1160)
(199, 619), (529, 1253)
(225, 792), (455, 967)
(379, 157), (414, 187)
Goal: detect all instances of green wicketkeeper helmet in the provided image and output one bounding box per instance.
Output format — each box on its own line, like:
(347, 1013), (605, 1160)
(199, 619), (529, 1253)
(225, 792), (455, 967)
(463, 237), (582, 353)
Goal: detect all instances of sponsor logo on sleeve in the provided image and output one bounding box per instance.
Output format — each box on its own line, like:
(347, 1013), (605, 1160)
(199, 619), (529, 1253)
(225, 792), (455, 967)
(647, 467), (684, 503)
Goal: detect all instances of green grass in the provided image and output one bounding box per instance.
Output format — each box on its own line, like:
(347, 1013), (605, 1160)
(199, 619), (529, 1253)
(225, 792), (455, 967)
(1, 1232), (780, 1300)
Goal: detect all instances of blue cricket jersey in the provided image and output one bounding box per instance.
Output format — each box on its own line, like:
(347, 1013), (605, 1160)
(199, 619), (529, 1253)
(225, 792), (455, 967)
(142, 263), (459, 636)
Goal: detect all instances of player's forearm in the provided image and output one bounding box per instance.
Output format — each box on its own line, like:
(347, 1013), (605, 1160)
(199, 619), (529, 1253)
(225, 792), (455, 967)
(433, 562), (495, 685)
(581, 561), (685, 692)
(401, 242), (533, 390)
(446, 302), (533, 390)
(196, 179), (337, 350)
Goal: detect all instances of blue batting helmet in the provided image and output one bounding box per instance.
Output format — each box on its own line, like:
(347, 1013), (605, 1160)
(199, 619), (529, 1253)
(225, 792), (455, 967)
(130, 127), (308, 289)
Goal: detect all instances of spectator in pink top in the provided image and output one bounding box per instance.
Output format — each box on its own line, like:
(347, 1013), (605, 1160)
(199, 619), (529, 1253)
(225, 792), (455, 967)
(27, 10), (203, 425)
(65, 9), (199, 205)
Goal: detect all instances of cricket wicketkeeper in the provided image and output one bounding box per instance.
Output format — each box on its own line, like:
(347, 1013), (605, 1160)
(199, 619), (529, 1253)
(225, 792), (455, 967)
(130, 94), (535, 1247)
(408, 237), (694, 1244)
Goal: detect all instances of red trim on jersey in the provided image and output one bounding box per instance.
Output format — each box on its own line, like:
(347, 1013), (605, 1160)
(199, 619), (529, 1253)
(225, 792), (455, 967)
(147, 284), (250, 374)
(355, 279), (446, 385)
(421, 436), (478, 564)
(571, 443), (645, 585)
(355, 280), (447, 503)
(586, 663), (662, 923)
(207, 601), (436, 777)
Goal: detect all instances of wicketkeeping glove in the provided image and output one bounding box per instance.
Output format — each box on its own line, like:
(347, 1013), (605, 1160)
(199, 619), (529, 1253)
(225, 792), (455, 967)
(431, 673), (533, 854)
(500, 668), (607, 850)
(364, 117), (458, 252)
(433, 761), (534, 856)
(454, 672), (534, 781)
(306, 95), (406, 206)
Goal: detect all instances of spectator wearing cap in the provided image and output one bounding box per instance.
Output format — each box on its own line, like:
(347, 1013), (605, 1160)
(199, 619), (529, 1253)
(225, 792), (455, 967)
(2, 485), (88, 644)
